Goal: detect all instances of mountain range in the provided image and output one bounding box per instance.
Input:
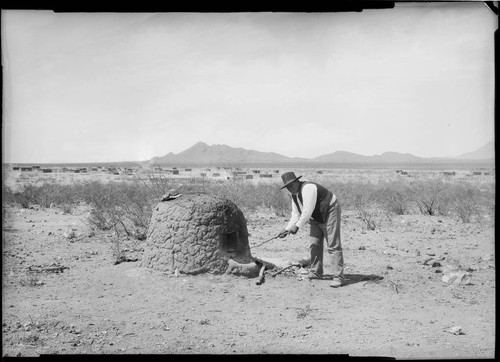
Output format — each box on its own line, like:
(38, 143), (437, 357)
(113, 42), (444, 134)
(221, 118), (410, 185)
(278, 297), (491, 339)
(148, 141), (495, 166)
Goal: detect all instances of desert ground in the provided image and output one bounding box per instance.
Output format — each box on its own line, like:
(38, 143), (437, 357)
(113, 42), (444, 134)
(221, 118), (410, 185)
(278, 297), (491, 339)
(1, 168), (496, 358)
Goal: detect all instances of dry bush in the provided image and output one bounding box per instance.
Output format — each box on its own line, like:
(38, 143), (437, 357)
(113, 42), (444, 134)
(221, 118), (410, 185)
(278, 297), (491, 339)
(321, 181), (354, 210)
(4, 181), (82, 210)
(450, 183), (481, 223)
(350, 182), (379, 230)
(60, 203), (74, 215)
(80, 181), (124, 232)
(479, 182), (496, 224)
(115, 180), (155, 240)
(410, 178), (447, 216)
(132, 166), (176, 199)
(378, 180), (411, 215)
(211, 180), (289, 216)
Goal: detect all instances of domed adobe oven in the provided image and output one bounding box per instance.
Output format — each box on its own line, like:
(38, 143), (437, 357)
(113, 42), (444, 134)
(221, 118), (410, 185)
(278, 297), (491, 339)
(141, 194), (259, 275)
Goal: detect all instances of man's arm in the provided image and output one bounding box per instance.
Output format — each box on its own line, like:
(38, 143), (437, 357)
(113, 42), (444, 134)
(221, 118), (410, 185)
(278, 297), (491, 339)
(285, 199), (301, 230)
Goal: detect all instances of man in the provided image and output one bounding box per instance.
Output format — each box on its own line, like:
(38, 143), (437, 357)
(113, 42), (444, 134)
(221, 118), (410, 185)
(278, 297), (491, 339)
(278, 171), (345, 288)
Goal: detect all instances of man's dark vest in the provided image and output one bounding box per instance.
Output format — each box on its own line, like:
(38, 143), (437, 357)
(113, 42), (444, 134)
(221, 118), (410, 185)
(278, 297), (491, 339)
(292, 181), (333, 224)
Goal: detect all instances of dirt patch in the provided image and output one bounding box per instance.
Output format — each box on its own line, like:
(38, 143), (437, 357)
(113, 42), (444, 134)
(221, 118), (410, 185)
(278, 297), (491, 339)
(1, 204), (495, 357)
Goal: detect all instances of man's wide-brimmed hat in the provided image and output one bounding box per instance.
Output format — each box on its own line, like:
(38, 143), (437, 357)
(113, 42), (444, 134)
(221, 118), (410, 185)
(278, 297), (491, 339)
(280, 172), (302, 189)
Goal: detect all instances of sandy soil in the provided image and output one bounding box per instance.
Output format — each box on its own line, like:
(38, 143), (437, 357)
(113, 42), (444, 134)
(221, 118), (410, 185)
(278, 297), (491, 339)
(1, 202), (495, 358)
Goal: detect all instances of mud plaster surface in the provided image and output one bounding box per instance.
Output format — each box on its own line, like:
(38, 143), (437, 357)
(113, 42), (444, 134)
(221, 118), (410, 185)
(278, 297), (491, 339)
(142, 195), (255, 275)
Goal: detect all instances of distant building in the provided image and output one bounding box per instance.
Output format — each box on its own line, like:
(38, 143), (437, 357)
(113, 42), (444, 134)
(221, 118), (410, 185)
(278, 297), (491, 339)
(20, 167), (32, 172)
(317, 170), (323, 174)
(443, 171), (456, 176)
(472, 171), (482, 176)
(245, 175), (253, 179)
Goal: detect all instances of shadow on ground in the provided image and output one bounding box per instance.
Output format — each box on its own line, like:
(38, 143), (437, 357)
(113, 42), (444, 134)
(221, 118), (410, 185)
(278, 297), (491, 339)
(343, 273), (384, 286)
(322, 273), (384, 286)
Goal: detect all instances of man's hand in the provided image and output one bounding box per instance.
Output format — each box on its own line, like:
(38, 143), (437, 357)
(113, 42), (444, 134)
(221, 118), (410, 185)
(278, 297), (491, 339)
(289, 225), (299, 234)
(277, 229), (290, 238)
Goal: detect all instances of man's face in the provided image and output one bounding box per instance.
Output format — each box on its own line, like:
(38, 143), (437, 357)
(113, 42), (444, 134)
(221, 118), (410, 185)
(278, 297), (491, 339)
(285, 180), (301, 195)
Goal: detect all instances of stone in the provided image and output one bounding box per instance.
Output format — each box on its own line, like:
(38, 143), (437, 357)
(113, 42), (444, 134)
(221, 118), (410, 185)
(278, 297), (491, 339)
(423, 258), (434, 266)
(63, 229), (76, 240)
(442, 263), (472, 284)
(482, 254), (493, 262)
(448, 326), (465, 335)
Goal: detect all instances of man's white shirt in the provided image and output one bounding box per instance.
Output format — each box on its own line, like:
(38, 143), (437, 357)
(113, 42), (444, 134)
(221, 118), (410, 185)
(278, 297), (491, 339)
(286, 183), (336, 230)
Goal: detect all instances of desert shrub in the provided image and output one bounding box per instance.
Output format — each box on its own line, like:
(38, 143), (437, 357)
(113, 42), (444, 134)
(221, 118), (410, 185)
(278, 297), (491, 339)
(60, 203), (74, 215)
(110, 236), (127, 264)
(435, 185), (454, 217)
(321, 181), (356, 211)
(479, 182), (495, 223)
(261, 185), (291, 216)
(80, 179), (163, 239)
(35, 183), (62, 208)
(450, 183), (481, 223)
(133, 168), (176, 199)
(115, 181), (155, 240)
(2, 182), (16, 206)
(350, 182), (379, 230)
(12, 184), (39, 208)
(4, 181), (83, 209)
(378, 180), (411, 215)
(410, 178), (447, 216)
(80, 181), (123, 232)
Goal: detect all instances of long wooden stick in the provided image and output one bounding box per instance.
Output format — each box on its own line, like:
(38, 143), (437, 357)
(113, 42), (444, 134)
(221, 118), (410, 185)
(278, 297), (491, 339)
(253, 235), (278, 249)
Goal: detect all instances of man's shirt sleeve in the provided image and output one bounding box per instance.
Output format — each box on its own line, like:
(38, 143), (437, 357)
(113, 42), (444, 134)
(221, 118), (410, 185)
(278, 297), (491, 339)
(286, 199), (300, 230)
(286, 183), (317, 230)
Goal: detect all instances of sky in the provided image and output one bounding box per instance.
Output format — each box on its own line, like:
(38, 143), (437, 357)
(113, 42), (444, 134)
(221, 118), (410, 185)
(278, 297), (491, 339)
(1, 3), (496, 163)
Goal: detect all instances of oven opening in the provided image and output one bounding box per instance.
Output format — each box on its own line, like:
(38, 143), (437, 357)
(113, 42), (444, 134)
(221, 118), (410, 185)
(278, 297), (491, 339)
(223, 230), (238, 253)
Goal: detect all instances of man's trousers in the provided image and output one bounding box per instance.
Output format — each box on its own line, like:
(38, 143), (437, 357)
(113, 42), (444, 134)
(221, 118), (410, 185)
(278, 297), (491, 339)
(308, 199), (344, 279)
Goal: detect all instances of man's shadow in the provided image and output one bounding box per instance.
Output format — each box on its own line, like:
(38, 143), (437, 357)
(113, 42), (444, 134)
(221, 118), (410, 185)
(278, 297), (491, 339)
(323, 273), (384, 286)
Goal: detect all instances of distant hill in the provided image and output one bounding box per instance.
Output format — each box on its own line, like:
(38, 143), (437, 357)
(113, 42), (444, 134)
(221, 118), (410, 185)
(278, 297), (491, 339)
(148, 141), (495, 166)
(313, 151), (371, 163)
(313, 151), (425, 163)
(455, 141), (494, 160)
(149, 142), (308, 165)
